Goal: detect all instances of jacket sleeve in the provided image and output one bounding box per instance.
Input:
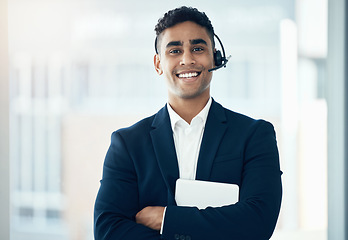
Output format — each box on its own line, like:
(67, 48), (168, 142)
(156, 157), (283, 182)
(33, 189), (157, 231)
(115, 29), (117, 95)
(161, 121), (282, 240)
(94, 131), (162, 240)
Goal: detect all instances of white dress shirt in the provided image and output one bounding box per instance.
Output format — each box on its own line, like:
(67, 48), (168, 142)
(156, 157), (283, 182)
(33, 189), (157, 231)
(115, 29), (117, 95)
(160, 98), (212, 234)
(167, 98), (212, 180)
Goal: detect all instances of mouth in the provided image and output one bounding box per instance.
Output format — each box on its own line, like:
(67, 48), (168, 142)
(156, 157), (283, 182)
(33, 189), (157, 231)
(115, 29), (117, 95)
(176, 71), (201, 79)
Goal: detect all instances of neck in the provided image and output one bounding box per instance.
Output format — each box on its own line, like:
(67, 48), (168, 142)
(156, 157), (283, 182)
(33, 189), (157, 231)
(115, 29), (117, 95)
(168, 93), (210, 124)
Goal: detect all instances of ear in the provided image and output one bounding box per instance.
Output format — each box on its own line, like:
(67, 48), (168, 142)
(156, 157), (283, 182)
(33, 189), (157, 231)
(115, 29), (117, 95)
(154, 54), (163, 75)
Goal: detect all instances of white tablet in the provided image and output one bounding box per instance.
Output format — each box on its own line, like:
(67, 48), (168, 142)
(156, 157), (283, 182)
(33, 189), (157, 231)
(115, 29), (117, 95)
(175, 179), (239, 210)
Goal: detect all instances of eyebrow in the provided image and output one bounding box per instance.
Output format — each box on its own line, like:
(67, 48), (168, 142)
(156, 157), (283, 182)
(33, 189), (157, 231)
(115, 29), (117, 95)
(190, 39), (207, 46)
(166, 41), (183, 48)
(165, 38), (208, 49)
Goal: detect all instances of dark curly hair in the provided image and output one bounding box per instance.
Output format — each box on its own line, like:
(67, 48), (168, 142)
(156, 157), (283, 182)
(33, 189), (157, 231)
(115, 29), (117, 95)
(154, 6), (215, 54)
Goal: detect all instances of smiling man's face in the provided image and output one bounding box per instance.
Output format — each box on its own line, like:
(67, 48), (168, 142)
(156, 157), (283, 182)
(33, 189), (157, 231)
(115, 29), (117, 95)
(154, 21), (215, 102)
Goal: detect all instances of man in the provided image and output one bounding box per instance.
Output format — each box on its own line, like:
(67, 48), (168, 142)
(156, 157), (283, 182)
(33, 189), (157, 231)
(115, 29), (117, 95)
(94, 6), (282, 240)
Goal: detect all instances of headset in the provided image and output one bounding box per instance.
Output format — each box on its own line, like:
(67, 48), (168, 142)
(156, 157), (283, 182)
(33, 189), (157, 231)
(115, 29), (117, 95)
(209, 34), (231, 72)
(154, 33), (231, 72)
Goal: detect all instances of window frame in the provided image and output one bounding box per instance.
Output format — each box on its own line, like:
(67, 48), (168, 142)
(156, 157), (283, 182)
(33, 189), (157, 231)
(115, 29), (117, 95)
(327, 0), (347, 239)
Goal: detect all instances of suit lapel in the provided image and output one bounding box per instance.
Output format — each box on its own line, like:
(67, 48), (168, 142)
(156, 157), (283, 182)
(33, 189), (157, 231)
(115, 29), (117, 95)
(150, 105), (179, 204)
(196, 100), (228, 181)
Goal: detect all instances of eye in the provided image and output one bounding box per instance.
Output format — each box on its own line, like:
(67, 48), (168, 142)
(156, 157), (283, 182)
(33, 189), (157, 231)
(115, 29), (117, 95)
(169, 49), (181, 54)
(192, 47), (204, 52)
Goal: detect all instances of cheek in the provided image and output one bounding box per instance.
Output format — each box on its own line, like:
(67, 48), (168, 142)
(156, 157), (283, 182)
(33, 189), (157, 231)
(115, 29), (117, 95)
(164, 63), (178, 77)
(160, 59), (172, 70)
(208, 56), (215, 68)
(201, 54), (214, 69)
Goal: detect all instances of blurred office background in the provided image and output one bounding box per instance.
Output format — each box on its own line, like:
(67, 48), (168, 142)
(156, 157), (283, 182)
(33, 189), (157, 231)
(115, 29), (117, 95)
(0, 0), (346, 239)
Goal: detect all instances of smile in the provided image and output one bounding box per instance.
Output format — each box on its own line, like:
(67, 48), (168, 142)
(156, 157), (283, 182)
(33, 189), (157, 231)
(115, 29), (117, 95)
(176, 71), (201, 78)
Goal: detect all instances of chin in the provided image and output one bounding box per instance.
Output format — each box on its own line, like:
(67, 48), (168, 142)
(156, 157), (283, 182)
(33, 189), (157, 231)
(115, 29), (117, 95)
(179, 89), (209, 100)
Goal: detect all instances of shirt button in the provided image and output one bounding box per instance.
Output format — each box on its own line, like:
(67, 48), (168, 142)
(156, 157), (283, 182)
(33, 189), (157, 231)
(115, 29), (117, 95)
(180, 235), (185, 240)
(174, 234), (180, 240)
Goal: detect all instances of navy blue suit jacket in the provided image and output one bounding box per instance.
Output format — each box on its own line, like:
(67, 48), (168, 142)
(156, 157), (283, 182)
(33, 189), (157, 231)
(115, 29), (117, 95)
(94, 100), (282, 240)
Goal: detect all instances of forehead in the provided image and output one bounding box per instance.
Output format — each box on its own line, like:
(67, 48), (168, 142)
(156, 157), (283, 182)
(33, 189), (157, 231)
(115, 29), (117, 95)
(159, 21), (212, 48)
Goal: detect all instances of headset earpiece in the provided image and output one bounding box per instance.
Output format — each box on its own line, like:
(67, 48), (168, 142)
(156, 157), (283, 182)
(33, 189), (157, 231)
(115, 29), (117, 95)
(214, 50), (223, 67)
(208, 34), (231, 72)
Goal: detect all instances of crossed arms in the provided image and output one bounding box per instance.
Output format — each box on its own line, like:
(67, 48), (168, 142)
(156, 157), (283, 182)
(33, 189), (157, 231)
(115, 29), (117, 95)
(94, 119), (282, 240)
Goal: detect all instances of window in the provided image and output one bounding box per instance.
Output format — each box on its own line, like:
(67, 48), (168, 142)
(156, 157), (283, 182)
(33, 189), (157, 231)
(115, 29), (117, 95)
(8, 0), (330, 239)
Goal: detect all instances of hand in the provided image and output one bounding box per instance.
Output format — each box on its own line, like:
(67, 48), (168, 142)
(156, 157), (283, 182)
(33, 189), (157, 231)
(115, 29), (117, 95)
(135, 206), (165, 231)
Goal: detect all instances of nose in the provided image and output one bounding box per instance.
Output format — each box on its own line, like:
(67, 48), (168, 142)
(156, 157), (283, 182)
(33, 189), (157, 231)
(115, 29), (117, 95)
(180, 51), (195, 65)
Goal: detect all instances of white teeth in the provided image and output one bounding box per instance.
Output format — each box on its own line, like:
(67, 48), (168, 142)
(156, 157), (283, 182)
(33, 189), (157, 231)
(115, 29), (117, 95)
(178, 72), (198, 78)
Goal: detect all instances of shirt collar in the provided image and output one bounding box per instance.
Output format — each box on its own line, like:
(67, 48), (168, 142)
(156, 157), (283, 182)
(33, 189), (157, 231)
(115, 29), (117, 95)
(167, 97), (212, 131)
